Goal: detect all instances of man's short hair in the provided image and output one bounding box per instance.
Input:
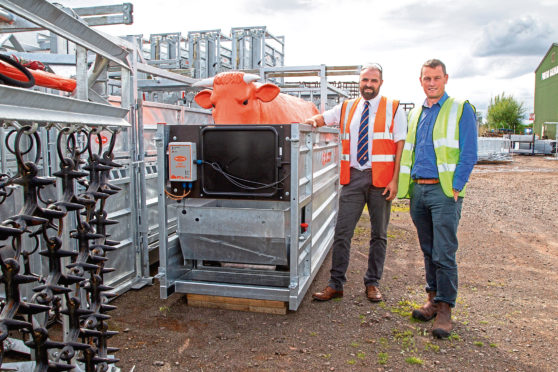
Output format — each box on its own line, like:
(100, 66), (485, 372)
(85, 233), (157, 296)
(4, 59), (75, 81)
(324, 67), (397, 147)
(361, 63), (383, 79)
(421, 59), (447, 76)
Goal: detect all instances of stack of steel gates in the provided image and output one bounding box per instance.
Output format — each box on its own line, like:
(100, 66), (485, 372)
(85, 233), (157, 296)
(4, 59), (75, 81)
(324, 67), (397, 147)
(0, 122), (122, 370)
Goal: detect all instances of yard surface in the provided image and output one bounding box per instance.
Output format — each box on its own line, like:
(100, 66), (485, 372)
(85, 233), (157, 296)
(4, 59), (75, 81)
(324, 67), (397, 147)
(110, 155), (558, 371)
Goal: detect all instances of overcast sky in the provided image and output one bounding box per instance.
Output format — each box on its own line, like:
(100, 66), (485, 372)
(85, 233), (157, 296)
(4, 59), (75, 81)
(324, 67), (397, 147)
(57, 0), (558, 121)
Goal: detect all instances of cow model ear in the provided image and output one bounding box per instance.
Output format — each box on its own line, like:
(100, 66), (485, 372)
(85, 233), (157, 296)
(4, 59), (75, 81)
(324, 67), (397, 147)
(255, 84), (280, 102)
(194, 90), (213, 109)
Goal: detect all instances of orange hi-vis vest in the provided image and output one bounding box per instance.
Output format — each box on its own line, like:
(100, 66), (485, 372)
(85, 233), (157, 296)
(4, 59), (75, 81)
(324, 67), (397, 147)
(339, 96), (400, 186)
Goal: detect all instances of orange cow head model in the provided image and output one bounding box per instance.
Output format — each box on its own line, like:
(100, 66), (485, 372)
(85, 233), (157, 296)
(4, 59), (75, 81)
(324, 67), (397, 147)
(193, 71), (319, 124)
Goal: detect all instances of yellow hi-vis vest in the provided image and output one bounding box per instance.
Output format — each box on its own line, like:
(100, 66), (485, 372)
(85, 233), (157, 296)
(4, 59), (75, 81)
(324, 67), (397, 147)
(397, 97), (469, 199)
(339, 96), (399, 186)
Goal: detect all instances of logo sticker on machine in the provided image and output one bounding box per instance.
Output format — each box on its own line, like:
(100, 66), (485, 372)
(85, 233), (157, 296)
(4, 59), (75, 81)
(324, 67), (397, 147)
(321, 151), (332, 166)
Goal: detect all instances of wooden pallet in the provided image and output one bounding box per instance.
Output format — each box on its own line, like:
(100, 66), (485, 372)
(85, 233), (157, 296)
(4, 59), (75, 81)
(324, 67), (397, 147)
(186, 294), (287, 315)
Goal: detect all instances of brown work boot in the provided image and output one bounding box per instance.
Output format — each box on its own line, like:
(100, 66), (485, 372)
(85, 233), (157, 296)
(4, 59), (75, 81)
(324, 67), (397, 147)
(432, 302), (452, 339)
(412, 291), (437, 321)
(365, 285), (383, 302)
(312, 286), (343, 301)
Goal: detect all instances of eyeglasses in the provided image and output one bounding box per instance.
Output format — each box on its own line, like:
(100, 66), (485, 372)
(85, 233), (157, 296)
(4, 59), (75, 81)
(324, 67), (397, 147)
(361, 63), (383, 72)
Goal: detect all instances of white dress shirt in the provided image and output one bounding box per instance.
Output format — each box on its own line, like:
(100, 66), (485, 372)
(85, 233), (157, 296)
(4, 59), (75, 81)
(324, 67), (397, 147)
(322, 95), (408, 171)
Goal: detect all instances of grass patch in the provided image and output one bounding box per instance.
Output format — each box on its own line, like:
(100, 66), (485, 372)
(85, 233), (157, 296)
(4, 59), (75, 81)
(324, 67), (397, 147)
(479, 320), (489, 324)
(378, 352), (389, 365)
(378, 337), (388, 347)
(448, 332), (461, 341)
(473, 341), (484, 347)
(391, 203), (410, 212)
(350, 341), (360, 348)
(357, 352), (366, 359)
(389, 299), (420, 318)
(489, 343), (498, 348)
(425, 342), (440, 352)
(393, 329), (416, 352)
(405, 356), (424, 365)
(347, 359), (356, 365)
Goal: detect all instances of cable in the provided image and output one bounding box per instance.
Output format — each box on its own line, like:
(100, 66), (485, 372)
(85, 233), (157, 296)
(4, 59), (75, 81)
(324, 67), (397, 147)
(199, 160), (289, 191)
(164, 188), (191, 201)
(0, 54), (35, 88)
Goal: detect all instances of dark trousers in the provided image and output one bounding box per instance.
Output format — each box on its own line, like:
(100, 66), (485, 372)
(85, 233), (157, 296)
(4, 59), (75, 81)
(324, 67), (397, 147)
(328, 168), (391, 290)
(410, 183), (463, 307)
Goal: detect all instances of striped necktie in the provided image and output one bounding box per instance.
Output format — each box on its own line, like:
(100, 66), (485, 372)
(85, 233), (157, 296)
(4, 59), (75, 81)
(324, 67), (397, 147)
(357, 101), (370, 166)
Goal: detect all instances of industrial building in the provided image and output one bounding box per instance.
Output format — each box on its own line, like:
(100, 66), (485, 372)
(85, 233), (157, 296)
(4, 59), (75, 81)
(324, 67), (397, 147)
(534, 43), (558, 140)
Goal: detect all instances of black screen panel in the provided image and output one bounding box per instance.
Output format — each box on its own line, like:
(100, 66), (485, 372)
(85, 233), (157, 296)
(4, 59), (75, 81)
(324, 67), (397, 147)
(200, 126), (279, 197)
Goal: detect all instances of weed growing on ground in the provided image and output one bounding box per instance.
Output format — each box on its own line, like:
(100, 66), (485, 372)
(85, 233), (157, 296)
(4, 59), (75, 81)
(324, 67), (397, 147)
(448, 332), (461, 341)
(321, 353), (331, 359)
(405, 356), (424, 365)
(473, 341), (484, 347)
(378, 352), (389, 365)
(347, 359), (356, 365)
(393, 329), (416, 352)
(390, 299), (420, 318)
(350, 341), (359, 348)
(417, 327), (429, 337)
(391, 203), (410, 212)
(425, 342), (440, 352)
(378, 337), (388, 347)
(489, 343), (497, 348)
(357, 352), (366, 359)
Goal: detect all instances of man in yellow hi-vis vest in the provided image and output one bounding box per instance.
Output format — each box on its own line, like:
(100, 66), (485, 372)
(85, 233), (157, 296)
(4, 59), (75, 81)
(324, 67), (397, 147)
(397, 59), (477, 338)
(304, 63), (407, 303)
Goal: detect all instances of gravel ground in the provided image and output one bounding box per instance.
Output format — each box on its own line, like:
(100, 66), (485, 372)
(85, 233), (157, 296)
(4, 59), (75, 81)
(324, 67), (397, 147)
(109, 155), (558, 372)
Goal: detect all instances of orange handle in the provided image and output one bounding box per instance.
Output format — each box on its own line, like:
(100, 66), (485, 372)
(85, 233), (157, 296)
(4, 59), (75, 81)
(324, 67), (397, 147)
(0, 61), (77, 92)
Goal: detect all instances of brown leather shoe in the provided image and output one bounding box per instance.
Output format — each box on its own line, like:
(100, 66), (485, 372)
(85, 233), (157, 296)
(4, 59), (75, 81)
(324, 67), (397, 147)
(432, 302), (452, 339)
(312, 286), (343, 301)
(365, 285), (383, 302)
(412, 291), (438, 321)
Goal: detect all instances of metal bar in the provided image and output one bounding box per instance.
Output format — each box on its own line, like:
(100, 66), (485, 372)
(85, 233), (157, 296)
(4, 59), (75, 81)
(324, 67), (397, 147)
(0, 0), (130, 68)
(81, 14), (131, 27)
(175, 281), (290, 302)
(320, 65), (327, 113)
(0, 85), (129, 126)
(288, 124), (301, 309)
(74, 45), (88, 100)
(7, 52), (96, 65)
(136, 62), (197, 85)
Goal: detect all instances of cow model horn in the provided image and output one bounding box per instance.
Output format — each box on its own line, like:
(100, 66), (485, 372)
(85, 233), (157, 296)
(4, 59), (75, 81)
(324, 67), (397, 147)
(243, 73), (261, 84)
(192, 77), (215, 88)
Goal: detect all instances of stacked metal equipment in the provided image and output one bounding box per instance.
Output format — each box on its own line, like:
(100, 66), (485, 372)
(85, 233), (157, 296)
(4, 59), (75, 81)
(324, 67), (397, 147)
(0, 121), (124, 371)
(0, 1), (136, 369)
(156, 123), (341, 312)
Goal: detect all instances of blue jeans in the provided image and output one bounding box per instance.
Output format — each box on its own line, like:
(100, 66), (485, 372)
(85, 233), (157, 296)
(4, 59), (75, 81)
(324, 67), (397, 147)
(410, 183), (462, 307)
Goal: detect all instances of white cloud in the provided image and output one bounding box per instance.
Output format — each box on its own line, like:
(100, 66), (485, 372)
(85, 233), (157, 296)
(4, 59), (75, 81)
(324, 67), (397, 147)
(473, 15), (557, 57)
(243, 0), (318, 14)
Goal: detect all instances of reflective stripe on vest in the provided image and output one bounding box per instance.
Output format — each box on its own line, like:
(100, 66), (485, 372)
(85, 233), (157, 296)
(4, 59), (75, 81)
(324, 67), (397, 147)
(339, 96), (399, 187)
(339, 97), (361, 185)
(397, 97), (467, 199)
